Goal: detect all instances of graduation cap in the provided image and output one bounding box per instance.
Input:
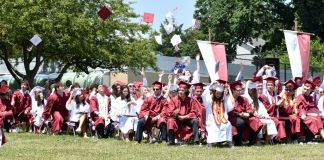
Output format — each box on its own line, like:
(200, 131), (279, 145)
(313, 76), (321, 87)
(193, 83), (206, 90)
(165, 11), (174, 23)
(294, 76), (303, 83)
(248, 82), (256, 89)
(72, 88), (82, 97)
(210, 83), (224, 92)
(304, 80), (316, 89)
(133, 81), (143, 89)
(230, 81), (242, 90)
(152, 81), (163, 89)
(264, 77), (277, 84)
(171, 34), (181, 46)
(163, 23), (174, 34)
(169, 84), (178, 92)
(191, 19), (201, 30)
(143, 12), (154, 23)
(216, 79), (227, 85)
(30, 35), (42, 46)
(114, 80), (125, 85)
(154, 34), (162, 45)
(253, 76), (263, 84)
(97, 5), (112, 21)
(178, 81), (191, 89)
(284, 79), (298, 90)
(0, 85), (9, 95)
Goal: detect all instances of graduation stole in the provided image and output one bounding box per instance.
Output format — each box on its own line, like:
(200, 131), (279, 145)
(211, 99), (227, 125)
(283, 93), (298, 115)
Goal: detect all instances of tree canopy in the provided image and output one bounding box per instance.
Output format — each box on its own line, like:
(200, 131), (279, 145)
(0, 0), (157, 87)
(194, 0), (323, 65)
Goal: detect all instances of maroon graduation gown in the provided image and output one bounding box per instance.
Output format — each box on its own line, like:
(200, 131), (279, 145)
(89, 95), (111, 126)
(0, 98), (13, 145)
(138, 95), (168, 131)
(11, 90), (32, 123)
(42, 92), (69, 133)
(228, 96), (263, 136)
(296, 95), (323, 135)
(167, 96), (199, 140)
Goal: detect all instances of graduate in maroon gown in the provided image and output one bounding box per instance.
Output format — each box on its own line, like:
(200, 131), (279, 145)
(167, 81), (200, 145)
(192, 82), (207, 139)
(0, 85), (12, 146)
(228, 81), (263, 146)
(89, 85), (113, 138)
(11, 80), (32, 129)
(260, 77), (286, 141)
(277, 80), (300, 142)
(136, 81), (168, 143)
(296, 80), (324, 142)
(42, 82), (69, 134)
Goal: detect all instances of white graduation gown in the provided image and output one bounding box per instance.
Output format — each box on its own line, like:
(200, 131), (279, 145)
(203, 87), (233, 143)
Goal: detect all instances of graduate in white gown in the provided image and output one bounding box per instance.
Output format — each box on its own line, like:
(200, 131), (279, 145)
(203, 80), (234, 146)
(242, 81), (277, 141)
(110, 85), (137, 141)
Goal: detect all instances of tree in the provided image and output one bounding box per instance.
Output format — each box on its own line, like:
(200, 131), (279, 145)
(0, 0), (157, 88)
(194, 0), (295, 62)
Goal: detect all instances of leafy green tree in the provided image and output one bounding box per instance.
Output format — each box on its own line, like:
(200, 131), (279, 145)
(0, 0), (157, 87)
(194, 0), (295, 62)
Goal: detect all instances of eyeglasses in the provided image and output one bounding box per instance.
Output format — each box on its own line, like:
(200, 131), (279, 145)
(153, 88), (160, 91)
(178, 89), (185, 92)
(235, 89), (243, 92)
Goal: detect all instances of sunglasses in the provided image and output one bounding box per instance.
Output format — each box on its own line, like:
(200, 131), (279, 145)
(153, 88), (160, 91)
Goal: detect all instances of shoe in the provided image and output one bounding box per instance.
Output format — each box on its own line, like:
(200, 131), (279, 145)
(75, 128), (81, 133)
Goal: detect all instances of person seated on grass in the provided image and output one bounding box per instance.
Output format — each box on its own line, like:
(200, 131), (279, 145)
(0, 85), (13, 148)
(228, 81), (263, 146)
(42, 82), (69, 135)
(166, 81), (200, 145)
(11, 80), (32, 132)
(296, 80), (324, 144)
(204, 80), (233, 147)
(135, 81), (168, 144)
(31, 91), (47, 134)
(243, 81), (278, 145)
(66, 88), (90, 138)
(90, 84), (114, 139)
(277, 80), (300, 144)
(110, 85), (137, 142)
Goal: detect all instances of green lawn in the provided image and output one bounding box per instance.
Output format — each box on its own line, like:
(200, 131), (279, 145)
(0, 133), (323, 160)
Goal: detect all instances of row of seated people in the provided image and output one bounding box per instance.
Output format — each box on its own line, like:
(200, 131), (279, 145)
(1, 77), (324, 147)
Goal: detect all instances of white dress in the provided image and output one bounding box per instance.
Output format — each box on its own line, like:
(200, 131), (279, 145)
(66, 100), (90, 122)
(31, 99), (47, 127)
(243, 83), (277, 139)
(111, 97), (138, 134)
(318, 96), (324, 116)
(203, 87), (233, 143)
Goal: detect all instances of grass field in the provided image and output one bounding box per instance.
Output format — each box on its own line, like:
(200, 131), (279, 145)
(0, 133), (323, 160)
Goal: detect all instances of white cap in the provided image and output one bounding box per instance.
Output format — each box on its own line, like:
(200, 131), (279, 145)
(248, 82), (256, 89)
(191, 19), (201, 30)
(163, 23), (174, 34)
(178, 75), (190, 82)
(154, 35), (162, 45)
(30, 35), (42, 46)
(165, 11), (174, 23)
(72, 88), (82, 97)
(210, 83), (224, 92)
(171, 34), (181, 46)
(169, 84), (178, 92)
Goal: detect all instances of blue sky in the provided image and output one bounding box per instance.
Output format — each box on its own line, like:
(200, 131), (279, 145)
(126, 0), (197, 31)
